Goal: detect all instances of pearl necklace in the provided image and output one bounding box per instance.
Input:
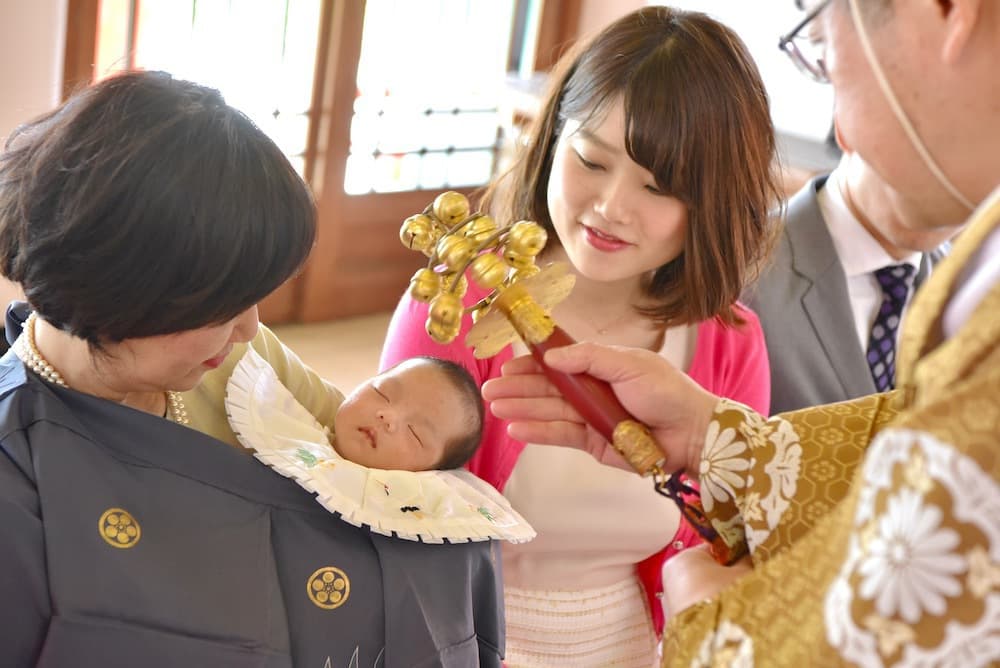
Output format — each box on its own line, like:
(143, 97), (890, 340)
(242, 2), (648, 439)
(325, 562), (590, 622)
(13, 312), (190, 425)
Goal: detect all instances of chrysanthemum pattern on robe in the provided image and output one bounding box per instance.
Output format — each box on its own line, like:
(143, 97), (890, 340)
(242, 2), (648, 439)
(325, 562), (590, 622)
(692, 620), (754, 668)
(825, 429), (1000, 667)
(700, 417), (751, 514)
(857, 487), (963, 623)
(704, 400), (804, 554)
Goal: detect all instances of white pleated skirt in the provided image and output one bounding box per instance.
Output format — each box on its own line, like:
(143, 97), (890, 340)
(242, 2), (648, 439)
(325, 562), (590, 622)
(504, 576), (659, 667)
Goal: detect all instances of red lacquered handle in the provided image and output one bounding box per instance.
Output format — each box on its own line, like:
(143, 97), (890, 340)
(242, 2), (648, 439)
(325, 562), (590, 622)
(522, 325), (737, 563)
(526, 326), (631, 442)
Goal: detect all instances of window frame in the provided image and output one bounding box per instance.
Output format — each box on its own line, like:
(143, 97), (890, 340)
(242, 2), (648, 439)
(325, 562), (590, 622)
(63, 0), (584, 322)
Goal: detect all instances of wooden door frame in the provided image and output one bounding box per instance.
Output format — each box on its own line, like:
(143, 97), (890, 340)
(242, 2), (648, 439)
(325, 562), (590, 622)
(63, 0), (99, 99)
(297, 0), (584, 322)
(533, 0), (581, 71)
(62, 0), (588, 323)
(298, 0), (476, 321)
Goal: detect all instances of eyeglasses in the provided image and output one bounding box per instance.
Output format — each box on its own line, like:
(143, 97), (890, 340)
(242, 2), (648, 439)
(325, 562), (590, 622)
(779, 0), (833, 83)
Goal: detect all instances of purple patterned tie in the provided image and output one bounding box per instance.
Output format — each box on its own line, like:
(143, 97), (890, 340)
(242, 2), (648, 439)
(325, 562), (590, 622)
(866, 264), (915, 392)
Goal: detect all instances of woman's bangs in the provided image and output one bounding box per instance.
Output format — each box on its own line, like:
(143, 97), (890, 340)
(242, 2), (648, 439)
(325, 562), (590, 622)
(624, 76), (692, 202)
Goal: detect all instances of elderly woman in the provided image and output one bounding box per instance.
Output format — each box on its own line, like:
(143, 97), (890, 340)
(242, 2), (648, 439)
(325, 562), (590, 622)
(0, 71), (502, 667)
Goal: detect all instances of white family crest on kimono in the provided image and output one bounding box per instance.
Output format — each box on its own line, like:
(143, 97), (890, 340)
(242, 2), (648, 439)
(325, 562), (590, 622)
(225, 349), (535, 544)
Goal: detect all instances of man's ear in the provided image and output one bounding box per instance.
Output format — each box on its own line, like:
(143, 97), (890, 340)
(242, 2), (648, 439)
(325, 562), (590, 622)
(937, 0), (982, 64)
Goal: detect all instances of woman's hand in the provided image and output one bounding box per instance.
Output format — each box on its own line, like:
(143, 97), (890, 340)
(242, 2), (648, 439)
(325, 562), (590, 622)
(661, 544), (753, 620)
(481, 342), (719, 474)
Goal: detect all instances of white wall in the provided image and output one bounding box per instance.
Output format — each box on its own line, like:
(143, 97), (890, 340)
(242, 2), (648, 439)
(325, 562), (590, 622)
(0, 0), (66, 306)
(0, 0), (66, 141)
(662, 2), (834, 144)
(651, 1), (838, 172)
(582, 2), (839, 171)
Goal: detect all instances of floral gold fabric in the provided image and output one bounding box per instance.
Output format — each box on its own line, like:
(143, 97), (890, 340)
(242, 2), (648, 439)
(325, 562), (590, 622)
(663, 189), (1000, 667)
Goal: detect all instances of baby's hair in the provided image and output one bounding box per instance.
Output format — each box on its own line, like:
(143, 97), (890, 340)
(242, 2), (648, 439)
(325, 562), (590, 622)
(414, 356), (484, 470)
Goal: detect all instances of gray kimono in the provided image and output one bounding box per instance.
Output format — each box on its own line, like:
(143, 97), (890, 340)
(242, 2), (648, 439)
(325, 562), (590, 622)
(0, 349), (503, 667)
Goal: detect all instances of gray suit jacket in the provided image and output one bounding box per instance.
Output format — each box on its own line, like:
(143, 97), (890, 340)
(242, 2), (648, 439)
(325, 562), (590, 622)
(745, 176), (941, 415)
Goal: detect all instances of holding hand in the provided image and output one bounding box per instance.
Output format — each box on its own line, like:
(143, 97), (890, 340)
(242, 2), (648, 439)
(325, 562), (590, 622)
(481, 342), (719, 475)
(660, 544), (753, 621)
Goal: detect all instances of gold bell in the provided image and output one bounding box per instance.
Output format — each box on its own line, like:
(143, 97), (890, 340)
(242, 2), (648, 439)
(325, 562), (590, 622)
(470, 253), (508, 289)
(505, 220), (547, 256)
(436, 235), (477, 273)
(400, 214), (435, 253)
(408, 268), (441, 302)
(463, 214), (498, 244)
(433, 191), (470, 227)
(426, 318), (461, 344)
(429, 292), (463, 328)
(503, 247), (535, 270)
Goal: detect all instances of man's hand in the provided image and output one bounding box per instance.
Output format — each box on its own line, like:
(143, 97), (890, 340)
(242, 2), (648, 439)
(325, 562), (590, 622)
(482, 342), (719, 474)
(661, 544), (753, 620)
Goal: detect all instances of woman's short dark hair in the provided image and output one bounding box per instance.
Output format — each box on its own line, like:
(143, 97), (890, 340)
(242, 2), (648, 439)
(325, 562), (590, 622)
(0, 71), (316, 343)
(483, 6), (782, 326)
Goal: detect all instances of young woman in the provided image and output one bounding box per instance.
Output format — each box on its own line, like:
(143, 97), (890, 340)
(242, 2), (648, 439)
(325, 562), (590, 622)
(381, 7), (780, 666)
(0, 71), (503, 667)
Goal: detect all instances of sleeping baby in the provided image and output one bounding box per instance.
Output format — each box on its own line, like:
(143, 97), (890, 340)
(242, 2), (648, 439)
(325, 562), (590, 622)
(226, 349), (533, 544)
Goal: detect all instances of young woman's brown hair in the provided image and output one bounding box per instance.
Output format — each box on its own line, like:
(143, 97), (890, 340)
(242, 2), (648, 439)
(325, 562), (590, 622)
(381, 11), (778, 662)
(484, 5), (782, 325)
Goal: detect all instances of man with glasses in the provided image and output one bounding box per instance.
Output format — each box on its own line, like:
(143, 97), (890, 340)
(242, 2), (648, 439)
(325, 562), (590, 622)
(747, 3), (960, 413)
(482, 1), (1000, 664)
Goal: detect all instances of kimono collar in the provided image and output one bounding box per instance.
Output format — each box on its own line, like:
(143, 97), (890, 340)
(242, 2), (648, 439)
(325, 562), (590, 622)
(897, 186), (1000, 407)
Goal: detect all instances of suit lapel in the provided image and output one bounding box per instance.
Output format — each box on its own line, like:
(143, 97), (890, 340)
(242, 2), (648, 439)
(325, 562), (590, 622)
(787, 178), (877, 399)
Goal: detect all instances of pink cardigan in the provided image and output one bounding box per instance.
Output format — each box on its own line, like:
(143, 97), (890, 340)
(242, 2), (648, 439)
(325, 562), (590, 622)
(380, 284), (770, 633)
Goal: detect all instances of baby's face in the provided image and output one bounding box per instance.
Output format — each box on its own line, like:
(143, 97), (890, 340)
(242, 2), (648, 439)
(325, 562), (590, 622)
(333, 359), (471, 471)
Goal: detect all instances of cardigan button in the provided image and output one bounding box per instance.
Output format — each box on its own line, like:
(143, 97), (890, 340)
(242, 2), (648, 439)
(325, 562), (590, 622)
(672, 540), (685, 550)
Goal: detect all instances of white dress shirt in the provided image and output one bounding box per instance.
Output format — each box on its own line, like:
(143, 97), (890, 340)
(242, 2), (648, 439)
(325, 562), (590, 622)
(818, 168), (923, 352)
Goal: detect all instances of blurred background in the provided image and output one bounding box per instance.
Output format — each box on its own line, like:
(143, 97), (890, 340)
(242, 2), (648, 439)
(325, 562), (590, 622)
(0, 0), (840, 389)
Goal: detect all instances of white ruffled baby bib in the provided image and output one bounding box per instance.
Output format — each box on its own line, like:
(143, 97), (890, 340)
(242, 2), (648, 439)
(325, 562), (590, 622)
(225, 349), (535, 544)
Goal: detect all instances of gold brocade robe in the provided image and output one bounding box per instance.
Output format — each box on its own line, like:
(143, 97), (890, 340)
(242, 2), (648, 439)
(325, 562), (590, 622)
(663, 189), (1000, 667)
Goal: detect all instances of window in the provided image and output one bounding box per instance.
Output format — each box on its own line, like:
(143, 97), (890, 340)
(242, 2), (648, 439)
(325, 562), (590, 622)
(92, 0), (518, 190)
(70, 0), (571, 321)
(94, 0), (323, 175)
(345, 0), (516, 194)
(663, 1), (837, 170)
